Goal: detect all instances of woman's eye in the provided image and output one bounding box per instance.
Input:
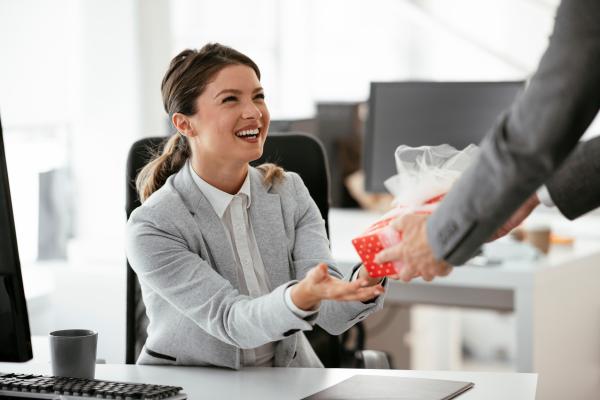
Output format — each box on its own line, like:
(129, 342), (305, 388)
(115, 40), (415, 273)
(254, 93), (265, 100)
(222, 96), (237, 103)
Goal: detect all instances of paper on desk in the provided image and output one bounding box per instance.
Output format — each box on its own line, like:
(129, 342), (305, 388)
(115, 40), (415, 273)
(478, 239), (540, 264)
(302, 374), (474, 400)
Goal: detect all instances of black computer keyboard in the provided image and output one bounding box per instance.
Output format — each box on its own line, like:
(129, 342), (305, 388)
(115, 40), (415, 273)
(0, 372), (186, 399)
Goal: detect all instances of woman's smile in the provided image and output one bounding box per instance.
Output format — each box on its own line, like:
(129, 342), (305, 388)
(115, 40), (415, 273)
(234, 126), (262, 143)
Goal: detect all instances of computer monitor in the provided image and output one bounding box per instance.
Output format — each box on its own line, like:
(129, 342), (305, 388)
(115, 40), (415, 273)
(316, 102), (363, 208)
(363, 81), (524, 192)
(0, 113), (33, 362)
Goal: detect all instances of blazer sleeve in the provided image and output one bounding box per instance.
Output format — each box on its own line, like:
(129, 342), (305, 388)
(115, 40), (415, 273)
(288, 172), (385, 335)
(427, 0), (600, 265)
(546, 135), (600, 220)
(126, 205), (316, 349)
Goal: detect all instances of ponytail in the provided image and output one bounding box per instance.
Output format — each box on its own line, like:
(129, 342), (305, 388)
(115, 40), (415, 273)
(256, 163), (285, 185)
(136, 134), (190, 203)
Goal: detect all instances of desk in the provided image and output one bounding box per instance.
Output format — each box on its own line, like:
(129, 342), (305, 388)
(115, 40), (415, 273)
(0, 363), (537, 400)
(329, 208), (600, 400)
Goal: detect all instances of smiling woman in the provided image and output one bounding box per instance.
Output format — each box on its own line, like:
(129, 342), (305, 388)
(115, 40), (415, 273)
(173, 63), (272, 194)
(126, 43), (387, 369)
(136, 44), (277, 201)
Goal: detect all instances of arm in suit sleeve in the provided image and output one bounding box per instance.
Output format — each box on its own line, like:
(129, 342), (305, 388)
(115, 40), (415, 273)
(427, 0), (600, 265)
(126, 206), (316, 349)
(287, 172), (385, 335)
(546, 135), (600, 219)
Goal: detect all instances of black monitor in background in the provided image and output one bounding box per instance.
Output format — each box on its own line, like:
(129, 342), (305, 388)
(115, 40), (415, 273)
(316, 102), (363, 208)
(271, 113), (363, 208)
(363, 81), (524, 192)
(0, 113), (33, 362)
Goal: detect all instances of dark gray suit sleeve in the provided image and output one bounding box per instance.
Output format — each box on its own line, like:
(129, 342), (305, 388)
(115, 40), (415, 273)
(546, 136), (600, 220)
(427, 0), (600, 265)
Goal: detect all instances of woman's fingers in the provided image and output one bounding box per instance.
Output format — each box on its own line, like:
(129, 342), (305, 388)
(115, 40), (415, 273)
(304, 263), (385, 302)
(336, 285), (384, 302)
(321, 279), (362, 298)
(312, 263), (329, 281)
(305, 263), (330, 285)
(322, 279), (384, 301)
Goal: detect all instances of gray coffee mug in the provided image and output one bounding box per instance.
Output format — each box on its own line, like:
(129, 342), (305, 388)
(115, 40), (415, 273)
(49, 329), (98, 379)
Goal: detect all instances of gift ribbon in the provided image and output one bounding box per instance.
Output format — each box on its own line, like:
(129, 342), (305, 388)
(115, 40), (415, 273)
(367, 193), (445, 232)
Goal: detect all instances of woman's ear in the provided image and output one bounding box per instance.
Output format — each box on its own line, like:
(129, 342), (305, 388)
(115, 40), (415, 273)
(172, 113), (196, 137)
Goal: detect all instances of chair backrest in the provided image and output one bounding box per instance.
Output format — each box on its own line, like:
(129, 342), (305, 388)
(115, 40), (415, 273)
(125, 136), (165, 364)
(125, 133), (342, 365)
(250, 132), (330, 234)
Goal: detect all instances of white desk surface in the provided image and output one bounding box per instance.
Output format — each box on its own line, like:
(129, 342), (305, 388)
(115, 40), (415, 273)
(0, 363), (537, 400)
(329, 208), (600, 400)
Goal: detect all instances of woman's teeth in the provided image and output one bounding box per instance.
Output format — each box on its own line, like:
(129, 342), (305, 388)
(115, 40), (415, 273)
(235, 128), (260, 138)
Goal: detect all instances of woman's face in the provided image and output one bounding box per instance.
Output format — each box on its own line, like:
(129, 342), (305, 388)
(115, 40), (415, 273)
(187, 64), (270, 169)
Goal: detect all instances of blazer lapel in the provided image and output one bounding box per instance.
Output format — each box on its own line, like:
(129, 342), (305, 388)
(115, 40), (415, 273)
(248, 168), (291, 289)
(171, 166), (239, 287)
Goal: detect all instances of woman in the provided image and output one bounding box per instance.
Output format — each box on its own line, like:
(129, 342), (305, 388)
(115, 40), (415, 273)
(126, 43), (386, 368)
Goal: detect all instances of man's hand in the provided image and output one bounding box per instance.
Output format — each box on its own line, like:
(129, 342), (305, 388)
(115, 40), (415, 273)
(374, 213), (452, 282)
(488, 194), (540, 242)
(291, 263), (385, 311)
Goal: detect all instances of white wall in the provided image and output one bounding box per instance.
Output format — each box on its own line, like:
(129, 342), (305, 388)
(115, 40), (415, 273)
(0, 0), (74, 262)
(26, 264), (126, 364)
(1, 0), (159, 363)
(169, 0), (562, 119)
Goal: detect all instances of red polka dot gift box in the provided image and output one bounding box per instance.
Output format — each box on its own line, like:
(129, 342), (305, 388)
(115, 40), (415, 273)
(351, 213), (406, 278)
(351, 195), (444, 278)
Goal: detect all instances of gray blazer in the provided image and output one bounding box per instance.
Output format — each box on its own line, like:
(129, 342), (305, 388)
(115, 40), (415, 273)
(428, 0), (600, 265)
(126, 166), (384, 369)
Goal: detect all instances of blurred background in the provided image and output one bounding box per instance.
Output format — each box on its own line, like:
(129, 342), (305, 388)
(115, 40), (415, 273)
(1, 0), (598, 369)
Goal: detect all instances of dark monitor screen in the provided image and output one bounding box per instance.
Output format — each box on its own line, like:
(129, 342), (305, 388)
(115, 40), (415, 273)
(0, 113), (33, 362)
(363, 81), (524, 192)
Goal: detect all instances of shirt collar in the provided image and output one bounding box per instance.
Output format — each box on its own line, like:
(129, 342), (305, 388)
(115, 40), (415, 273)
(188, 162), (252, 218)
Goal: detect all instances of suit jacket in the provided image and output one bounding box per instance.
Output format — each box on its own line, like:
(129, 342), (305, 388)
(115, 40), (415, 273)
(546, 135), (600, 219)
(126, 166), (384, 369)
(428, 0), (600, 265)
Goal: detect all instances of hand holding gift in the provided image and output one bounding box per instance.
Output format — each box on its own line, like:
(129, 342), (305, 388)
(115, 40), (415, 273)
(374, 213), (453, 282)
(352, 144), (479, 279)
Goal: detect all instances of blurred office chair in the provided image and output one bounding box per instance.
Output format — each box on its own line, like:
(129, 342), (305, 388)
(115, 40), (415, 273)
(125, 133), (390, 368)
(125, 137), (164, 365)
(251, 132), (340, 366)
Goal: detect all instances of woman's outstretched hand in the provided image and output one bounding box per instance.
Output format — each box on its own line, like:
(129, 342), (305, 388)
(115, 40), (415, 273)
(290, 263), (385, 311)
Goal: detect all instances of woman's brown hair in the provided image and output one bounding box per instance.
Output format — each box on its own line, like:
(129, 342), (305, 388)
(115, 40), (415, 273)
(136, 43), (283, 203)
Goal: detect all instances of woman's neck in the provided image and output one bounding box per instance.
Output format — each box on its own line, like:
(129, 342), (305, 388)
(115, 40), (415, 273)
(190, 156), (248, 195)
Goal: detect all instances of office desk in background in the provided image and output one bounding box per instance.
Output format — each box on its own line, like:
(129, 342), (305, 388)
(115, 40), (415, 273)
(329, 208), (600, 400)
(0, 363), (537, 400)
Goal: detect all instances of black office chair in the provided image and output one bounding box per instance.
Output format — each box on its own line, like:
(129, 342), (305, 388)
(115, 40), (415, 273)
(125, 137), (165, 365)
(125, 133), (390, 368)
(251, 132), (339, 366)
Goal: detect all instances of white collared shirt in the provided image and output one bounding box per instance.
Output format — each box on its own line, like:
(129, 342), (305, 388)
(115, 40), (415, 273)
(188, 163), (317, 367)
(537, 185), (555, 207)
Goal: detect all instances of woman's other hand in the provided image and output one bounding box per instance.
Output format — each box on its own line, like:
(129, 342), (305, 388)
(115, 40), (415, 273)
(290, 263), (384, 311)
